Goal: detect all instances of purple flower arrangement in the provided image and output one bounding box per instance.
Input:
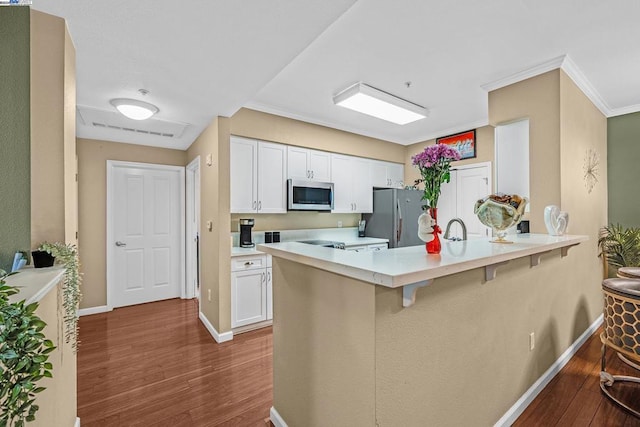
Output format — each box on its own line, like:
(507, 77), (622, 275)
(411, 144), (460, 209)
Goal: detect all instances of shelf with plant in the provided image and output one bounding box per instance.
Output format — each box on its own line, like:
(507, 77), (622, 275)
(37, 242), (82, 352)
(0, 271), (55, 427)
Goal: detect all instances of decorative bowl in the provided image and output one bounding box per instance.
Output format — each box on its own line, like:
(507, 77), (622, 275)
(474, 195), (528, 243)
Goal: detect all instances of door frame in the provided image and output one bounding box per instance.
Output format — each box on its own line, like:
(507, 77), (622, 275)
(185, 156), (201, 301)
(450, 161), (492, 190)
(106, 160), (186, 310)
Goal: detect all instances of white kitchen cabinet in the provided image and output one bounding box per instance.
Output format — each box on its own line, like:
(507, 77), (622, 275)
(344, 243), (388, 252)
(287, 146), (331, 182)
(266, 267), (273, 320)
(331, 154), (373, 213)
(231, 254), (273, 328)
(230, 136), (287, 214)
(371, 160), (405, 188)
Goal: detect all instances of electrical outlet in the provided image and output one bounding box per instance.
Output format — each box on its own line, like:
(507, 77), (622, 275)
(206, 220), (213, 231)
(337, 221), (343, 228)
(529, 332), (535, 351)
(207, 289), (212, 302)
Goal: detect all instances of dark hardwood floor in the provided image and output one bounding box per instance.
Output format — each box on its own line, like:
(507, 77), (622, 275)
(77, 298), (272, 426)
(79, 299), (640, 426)
(515, 327), (640, 426)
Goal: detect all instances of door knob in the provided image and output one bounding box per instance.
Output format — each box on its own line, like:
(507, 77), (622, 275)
(115, 241), (127, 247)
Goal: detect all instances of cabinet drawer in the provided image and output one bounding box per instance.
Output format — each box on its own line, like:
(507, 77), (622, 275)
(345, 245), (368, 252)
(368, 243), (388, 251)
(232, 255), (266, 272)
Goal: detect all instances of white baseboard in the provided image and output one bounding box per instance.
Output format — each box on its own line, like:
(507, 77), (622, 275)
(270, 407), (288, 427)
(198, 311), (233, 343)
(74, 417), (81, 427)
(77, 305), (111, 317)
(494, 313), (604, 426)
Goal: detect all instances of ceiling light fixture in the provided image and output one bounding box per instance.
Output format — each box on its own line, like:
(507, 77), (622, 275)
(333, 82), (428, 125)
(110, 98), (159, 121)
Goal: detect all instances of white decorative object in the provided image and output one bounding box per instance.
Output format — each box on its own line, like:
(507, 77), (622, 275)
(544, 205), (569, 236)
(418, 212), (435, 243)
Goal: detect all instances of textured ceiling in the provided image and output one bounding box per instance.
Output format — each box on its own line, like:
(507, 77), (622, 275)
(33, 0), (640, 148)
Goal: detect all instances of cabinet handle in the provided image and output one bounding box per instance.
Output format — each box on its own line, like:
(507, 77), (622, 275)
(253, 201), (256, 210)
(306, 170), (310, 179)
(311, 170), (314, 179)
(244, 261), (254, 266)
(267, 271), (271, 282)
(258, 201), (262, 211)
(262, 272), (266, 283)
(354, 202), (357, 211)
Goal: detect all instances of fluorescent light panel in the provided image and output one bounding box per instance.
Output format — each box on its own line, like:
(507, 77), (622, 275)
(333, 82), (428, 125)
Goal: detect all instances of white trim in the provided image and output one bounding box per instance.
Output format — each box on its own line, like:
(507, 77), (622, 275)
(106, 160), (186, 309)
(560, 55), (610, 116)
(608, 103), (640, 118)
(481, 55), (566, 93)
(199, 311), (234, 343)
(185, 156), (201, 301)
(77, 305), (112, 317)
(74, 416), (81, 427)
(481, 54), (621, 118)
(415, 118), (489, 145)
(494, 313), (604, 426)
(270, 407), (288, 427)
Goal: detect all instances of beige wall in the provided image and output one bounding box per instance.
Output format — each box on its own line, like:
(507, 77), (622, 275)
(77, 138), (186, 308)
(489, 70), (562, 232)
(186, 118), (233, 332)
(30, 10), (68, 247)
(403, 125), (495, 189)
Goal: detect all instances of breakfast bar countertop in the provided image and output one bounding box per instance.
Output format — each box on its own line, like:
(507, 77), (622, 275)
(258, 233), (588, 288)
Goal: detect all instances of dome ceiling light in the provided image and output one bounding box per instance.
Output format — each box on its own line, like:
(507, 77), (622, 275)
(110, 90), (159, 120)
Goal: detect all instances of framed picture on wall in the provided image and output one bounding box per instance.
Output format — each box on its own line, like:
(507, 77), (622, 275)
(436, 129), (476, 160)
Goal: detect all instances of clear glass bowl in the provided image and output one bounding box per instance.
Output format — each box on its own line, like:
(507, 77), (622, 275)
(474, 196), (528, 243)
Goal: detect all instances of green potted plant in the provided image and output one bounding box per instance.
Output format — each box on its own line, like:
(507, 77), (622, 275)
(598, 224), (640, 277)
(0, 271), (55, 426)
(37, 243), (82, 351)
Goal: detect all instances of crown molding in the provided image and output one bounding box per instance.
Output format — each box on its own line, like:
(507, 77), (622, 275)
(481, 55), (566, 92)
(406, 118), (490, 146)
(607, 103), (640, 118)
(481, 54), (622, 118)
(559, 55), (611, 116)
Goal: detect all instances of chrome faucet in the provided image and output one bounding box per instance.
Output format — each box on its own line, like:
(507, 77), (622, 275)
(444, 218), (467, 241)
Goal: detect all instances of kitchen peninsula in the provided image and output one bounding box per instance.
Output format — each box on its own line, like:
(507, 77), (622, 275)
(258, 234), (588, 426)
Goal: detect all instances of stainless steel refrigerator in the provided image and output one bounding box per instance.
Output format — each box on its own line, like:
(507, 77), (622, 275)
(363, 188), (425, 248)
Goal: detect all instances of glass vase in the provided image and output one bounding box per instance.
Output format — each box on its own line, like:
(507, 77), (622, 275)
(426, 207), (441, 254)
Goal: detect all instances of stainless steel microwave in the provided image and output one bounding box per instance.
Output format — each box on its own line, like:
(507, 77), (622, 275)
(287, 179), (334, 211)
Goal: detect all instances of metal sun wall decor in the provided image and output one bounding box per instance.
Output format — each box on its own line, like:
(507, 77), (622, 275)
(583, 148), (599, 194)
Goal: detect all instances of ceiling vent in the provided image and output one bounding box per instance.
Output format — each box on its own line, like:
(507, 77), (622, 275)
(77, 105), (190, 139)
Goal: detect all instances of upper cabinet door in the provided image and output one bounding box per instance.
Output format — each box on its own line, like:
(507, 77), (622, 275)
(371, 161), (389, 188)
(351, 157), (373, 213)
(330, 154), (353, 213)
(230, 136), (257, 213)
(287, 146), (310, 180)
(387, 163), (405, 188)
(257, 142), (287, 214)
(308, 150), (331, 182)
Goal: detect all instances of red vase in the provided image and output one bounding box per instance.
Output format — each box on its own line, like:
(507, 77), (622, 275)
(426, 207), (441, 254)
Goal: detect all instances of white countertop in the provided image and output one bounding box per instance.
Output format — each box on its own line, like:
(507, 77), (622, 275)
(5, 266), (65, 304)
(257, 234), (588, 288)
(231, 247), (265, 257)
(342, 237), (388, 247)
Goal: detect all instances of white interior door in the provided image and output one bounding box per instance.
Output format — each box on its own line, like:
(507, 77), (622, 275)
(456, 167), (490, 239)
(186, 157), (200, 301)
(108, 161), (185, 309)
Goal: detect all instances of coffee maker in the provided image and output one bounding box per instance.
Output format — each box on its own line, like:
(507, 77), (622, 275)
(239, 218), (255, 248)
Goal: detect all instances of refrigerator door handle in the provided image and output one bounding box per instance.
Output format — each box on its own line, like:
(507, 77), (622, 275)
(396, 199), (403, 243)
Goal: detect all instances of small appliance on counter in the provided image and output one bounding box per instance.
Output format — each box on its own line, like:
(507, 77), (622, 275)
(358, 220), (366, 237)
(239, 218), (255, 248)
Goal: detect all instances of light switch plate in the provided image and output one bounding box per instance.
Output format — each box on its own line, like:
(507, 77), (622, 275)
(206, 154), (213, 166)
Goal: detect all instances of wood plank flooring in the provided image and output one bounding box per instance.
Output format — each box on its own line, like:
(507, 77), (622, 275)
(79, 299), (640, 426)
(515, 327), (640, 426)
(77, 298), (272, 426)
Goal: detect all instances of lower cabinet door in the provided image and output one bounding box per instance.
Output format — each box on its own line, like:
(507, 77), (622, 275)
(231, 269), (267, 328)
(266, 267), (273, 321)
